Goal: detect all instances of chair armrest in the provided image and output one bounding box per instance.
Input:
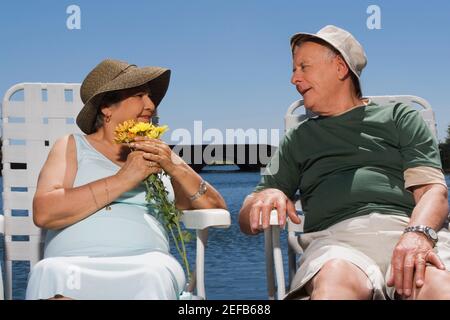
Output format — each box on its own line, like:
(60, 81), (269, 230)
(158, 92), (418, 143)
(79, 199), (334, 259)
(181, 208), (231, 230)
(179, 208), (230, 299)
(264, 215), (286, 300)
(263, 209), (304, 300)
(261, 210), (304, 255)
(259, 210), (284, 227)
(259, 209), (304, 232)
(0, 215), (4, 236)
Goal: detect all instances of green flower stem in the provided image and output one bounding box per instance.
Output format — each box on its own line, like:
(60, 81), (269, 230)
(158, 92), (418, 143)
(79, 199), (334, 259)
(175, 219), (191, 278)
(169, 223), (191, 280)
(143, 174), (192, 282)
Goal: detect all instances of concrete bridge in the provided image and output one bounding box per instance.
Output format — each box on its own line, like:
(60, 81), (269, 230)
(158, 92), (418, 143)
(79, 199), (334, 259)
(0, 142), (277, 174)
(169, 144), (277, 172)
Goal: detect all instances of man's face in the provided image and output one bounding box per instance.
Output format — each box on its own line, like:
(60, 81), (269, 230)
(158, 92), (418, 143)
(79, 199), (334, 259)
(291, 41), (340, 114)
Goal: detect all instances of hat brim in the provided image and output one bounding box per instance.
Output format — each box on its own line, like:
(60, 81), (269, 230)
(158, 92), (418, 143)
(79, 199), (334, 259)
(76, 67), (171, 134)
(290, 32), (361, 81)
(290, 32), (318, 50)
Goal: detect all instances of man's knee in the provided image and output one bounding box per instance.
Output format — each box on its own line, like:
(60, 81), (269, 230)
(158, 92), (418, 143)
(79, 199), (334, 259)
(313, 259), (363, 285)
(410, 267), (450, 300)
(308, 259), (373, 299)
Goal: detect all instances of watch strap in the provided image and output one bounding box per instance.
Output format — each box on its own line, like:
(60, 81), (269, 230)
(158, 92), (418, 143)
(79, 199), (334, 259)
(189, 180), (207, 201)
(404, 225), (438, 246)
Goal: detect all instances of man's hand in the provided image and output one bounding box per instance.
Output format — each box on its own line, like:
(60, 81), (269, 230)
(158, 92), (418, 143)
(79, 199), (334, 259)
(239, 188), (301, 235)
(387, 231), (445, 298)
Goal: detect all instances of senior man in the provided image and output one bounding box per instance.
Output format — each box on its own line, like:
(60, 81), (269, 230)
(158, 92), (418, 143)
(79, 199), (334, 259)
(239, 25), (450, 300)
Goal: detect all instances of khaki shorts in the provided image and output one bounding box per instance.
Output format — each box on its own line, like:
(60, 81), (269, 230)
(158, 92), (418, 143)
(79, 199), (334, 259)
(285, 213), (450, 300)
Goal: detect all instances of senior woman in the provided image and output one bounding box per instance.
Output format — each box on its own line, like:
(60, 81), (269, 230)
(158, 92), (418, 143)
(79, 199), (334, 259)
(26, 59), (226, 300)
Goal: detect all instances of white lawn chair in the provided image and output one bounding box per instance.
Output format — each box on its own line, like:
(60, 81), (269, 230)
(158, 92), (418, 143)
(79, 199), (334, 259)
(0, 82), (231, 300)
(264, 95), (439, 300)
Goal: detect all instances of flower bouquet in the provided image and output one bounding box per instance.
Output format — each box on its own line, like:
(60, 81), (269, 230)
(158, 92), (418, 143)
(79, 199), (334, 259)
(114, 120), (192, 279)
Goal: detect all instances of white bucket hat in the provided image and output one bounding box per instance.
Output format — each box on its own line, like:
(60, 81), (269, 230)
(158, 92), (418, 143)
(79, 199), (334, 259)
(290, 25), (367, 79)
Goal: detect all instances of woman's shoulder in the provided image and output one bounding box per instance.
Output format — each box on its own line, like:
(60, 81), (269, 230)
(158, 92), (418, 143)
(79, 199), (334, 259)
(37, 134), (78, 189)
(51, 134), (76, 151)
(47, 134), (77, 164)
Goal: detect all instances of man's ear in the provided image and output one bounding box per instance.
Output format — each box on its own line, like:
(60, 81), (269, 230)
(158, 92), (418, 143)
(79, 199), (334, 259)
(335, 55), (351, 80)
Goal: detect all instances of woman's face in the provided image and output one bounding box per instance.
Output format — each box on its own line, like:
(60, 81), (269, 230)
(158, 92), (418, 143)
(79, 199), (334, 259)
(107, 89), (156, 125)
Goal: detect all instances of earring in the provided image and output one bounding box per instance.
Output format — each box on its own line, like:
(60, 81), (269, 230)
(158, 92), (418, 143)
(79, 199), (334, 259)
(105, 115), (111, 123)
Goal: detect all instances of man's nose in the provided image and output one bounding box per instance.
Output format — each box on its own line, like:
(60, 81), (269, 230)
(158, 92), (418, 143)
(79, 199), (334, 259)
(291, 72), (302, 86)
(290, 73), (296, 86)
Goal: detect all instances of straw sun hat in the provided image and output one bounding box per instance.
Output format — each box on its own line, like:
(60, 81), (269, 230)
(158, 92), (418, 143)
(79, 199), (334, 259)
(76, 59), (171, 134)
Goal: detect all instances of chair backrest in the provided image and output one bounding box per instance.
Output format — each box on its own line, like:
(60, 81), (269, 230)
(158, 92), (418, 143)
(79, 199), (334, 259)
(1, 83), (83, 299)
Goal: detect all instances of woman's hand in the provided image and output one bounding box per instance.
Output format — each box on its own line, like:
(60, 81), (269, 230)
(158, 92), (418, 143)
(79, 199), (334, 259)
(116, 149), (162, 189)
(130, 137), (180, 176)
(130, 136), (226, 210)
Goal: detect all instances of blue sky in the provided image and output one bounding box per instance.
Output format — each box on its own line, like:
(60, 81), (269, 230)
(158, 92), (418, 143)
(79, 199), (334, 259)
(1, 0), (450, 142)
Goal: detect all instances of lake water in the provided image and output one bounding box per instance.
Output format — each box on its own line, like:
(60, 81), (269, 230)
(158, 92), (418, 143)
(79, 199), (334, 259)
(1, 169), (449, 300)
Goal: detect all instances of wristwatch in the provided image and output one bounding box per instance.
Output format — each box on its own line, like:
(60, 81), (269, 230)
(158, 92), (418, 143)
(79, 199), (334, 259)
(404, 225), (439, 246)
(189, 180), (207, 201)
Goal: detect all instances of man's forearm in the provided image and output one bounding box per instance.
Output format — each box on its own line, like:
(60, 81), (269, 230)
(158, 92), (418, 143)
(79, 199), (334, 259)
(408, 184), (449, 230)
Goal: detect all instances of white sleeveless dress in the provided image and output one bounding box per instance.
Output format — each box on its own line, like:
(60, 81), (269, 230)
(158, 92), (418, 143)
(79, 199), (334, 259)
(26, 134), (186, 299)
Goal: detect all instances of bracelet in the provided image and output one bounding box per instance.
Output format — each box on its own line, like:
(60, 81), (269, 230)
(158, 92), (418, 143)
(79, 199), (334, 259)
(88, 183), (100, 210)
(189, 179), (207, 202)
(104, 178), (111, 211)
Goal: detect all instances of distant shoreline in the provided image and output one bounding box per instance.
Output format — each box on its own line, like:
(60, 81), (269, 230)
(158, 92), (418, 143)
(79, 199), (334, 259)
(1, 139), (449, 175)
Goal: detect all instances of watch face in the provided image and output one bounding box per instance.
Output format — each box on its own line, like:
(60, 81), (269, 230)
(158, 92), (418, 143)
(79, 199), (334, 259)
(200, 182), (207, 194)
(427, 228), (438, 241)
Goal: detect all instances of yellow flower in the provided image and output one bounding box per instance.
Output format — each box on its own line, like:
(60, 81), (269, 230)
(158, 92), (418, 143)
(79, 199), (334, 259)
(113, 120), (169, 143)
(129, 122), (153, 134)
(157, 125), (169, 137)
(113, 131), (128, 144)
(116, 120), (135, 133)
(113, 120), (138, 143)
(145, 125), (167, 139)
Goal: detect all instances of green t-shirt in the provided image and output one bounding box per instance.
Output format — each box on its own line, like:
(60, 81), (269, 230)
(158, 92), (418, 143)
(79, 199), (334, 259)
(255, 102), (442, 232)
